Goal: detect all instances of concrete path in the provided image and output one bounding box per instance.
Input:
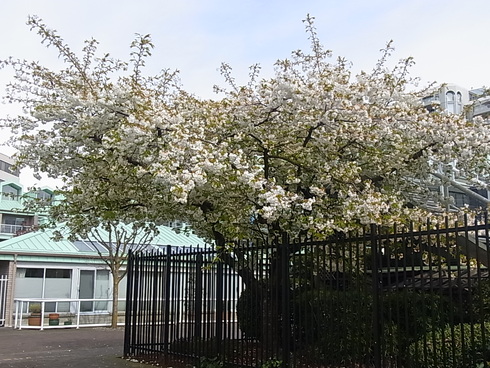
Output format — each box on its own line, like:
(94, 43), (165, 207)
(0, 327), (153, 368)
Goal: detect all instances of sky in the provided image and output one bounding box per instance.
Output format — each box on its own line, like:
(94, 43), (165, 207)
(0, 0), (489, 188)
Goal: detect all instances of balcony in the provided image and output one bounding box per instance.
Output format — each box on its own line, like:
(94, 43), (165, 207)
(0, 224), (34, 235)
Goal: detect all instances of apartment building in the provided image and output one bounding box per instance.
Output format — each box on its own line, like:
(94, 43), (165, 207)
(0, 153), (53, 242)
(421, 84), (490, 211)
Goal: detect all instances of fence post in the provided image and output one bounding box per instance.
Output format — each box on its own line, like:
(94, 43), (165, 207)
(163, 245), (172, 356)
(195, 253), (203, 340)
(215, 253), (224, 358)
(131, 250), (141, 356)
(124, 250), (135, 357)
(370, 224), (381, 368)
(281, 233), (291, 368)
(151, 252), (159, 355)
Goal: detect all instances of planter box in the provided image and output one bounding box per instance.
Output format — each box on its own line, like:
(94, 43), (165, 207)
(28, 313), (42, 326)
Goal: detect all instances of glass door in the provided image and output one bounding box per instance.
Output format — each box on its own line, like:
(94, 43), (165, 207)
(94, 270), (110, 311)
(79, 270), (94, 312)
(79, 269), (110, 312)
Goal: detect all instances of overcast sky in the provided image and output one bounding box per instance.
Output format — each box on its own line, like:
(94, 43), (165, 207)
(1, 0), (489, 188)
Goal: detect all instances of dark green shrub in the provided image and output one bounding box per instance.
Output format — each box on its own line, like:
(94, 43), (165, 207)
(408, 322), (490, 368)
(169, 337), (219, 358)
(260, 358), (283, 368)
(292, 289), (450, 365)
(236, 286), (263, 339)
(382, 290), (452, 347)
(292, 288), (374, 365)
(199, 356), (223, 368)
(471, 279), (490, 323)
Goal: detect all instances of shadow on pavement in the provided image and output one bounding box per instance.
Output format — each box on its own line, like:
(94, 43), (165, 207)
(0, 327), (153, 368)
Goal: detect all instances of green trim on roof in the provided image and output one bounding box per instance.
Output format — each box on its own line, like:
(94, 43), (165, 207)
(0, 253), (108, 264)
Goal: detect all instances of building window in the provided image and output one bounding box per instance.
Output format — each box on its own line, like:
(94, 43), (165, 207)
(1, 184), (19, 198)
(14, 267), (113, 313)
(162, 220), (183, 229)
(446, 91), (456, 114)
(449, 191), (466, 207)
(46, 269), (71, 278)
(0, 160), (19, 177)
(25, 268), (44, 278)
(2, 215), (29, 226)
(15, 268), (73, 312)
(36, 190), (53, 201)
(456, 92), (463, 114)
(446, 91), (464, 114)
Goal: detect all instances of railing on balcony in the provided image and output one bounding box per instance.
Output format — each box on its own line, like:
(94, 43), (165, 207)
(14, 298), (126, 330)
(0, 224), (33, 235)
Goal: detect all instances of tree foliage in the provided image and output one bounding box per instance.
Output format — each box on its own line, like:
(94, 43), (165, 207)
(2, 15), (490, 245)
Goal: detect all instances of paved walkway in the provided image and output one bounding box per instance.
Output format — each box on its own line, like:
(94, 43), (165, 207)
(0, 327), (153, 368)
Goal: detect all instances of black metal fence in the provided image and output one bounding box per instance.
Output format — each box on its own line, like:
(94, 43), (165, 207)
(124, 215), (490, 367)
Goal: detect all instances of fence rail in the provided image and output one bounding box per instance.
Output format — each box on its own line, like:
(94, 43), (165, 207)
(125, 216), (490, 368)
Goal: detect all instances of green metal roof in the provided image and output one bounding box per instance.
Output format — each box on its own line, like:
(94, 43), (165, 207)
(0, 198), (26, 212)
(0, 223), (209, 263)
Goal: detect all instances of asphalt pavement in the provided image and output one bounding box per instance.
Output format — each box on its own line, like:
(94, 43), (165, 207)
(0, 327), (154, 368)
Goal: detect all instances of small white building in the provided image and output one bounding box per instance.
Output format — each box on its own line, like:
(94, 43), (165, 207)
(0, 223), (208, 328)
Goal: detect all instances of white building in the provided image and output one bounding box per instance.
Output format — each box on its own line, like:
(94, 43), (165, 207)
(421, 84), (490, 212)
(0, 223), (208, 328)
(422, 83), (470, 115)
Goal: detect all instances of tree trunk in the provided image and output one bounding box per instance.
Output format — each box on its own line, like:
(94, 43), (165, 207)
(215, 229), (292, 360)
(111, 272), (121, 328)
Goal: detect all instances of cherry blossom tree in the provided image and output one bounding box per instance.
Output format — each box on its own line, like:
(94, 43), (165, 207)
(0, 15), (179, 326)
(2, 14), (490, 331)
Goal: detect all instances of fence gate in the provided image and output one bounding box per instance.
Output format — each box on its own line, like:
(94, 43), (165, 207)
(0, 275), (8, 327)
